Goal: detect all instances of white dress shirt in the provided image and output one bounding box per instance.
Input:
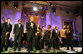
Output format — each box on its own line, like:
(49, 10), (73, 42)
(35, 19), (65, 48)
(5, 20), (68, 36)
(19, 24), (21, 28)
(7, 22), (10, 26)
(31, 22), (33, 28)
(55, 30), (58, 33)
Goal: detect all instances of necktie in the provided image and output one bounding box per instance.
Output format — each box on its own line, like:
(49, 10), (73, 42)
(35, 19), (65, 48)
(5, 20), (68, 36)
(8, 23), (9, 27)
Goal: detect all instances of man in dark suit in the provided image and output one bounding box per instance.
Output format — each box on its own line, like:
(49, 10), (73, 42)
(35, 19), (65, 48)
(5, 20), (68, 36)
(1, 17), (6, 52)
(52, 26), (61, 50)
(4, 18), (12, 51)
(66, 25), (75, 51)
(26, 16), (37, 52)
(13, 19), (24, 51)
(1, 17), (6, 35)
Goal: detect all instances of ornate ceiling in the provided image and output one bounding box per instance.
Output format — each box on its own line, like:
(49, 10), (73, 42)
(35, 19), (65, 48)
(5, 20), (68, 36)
(1, 1), (82, 16)
(1, 1), (82, 9)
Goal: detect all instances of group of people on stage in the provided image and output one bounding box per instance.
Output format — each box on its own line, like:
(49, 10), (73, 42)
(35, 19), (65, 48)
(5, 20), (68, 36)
(1, 16), (75, 52)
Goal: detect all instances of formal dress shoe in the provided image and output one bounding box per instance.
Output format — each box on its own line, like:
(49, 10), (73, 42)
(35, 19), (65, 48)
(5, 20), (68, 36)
(66, 48), (69, 50)
(27, 49), (31, 53)
(13, 48), (16, 51)
(18, 49), (21, 51)
(56, 48), (60, 50)
(45, 49), (49, 52)
(13, 49), (16, 51)
(28, 50), (30, 53)
(1, 50), (3, 52)
(71, 49), (75, 51)
(18, 48), (21, 51)
(26, 49), (28, 51)
(5, 48), (7, 51)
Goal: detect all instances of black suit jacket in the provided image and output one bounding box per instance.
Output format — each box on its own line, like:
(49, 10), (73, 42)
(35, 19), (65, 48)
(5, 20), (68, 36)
(65, 29), (73, 39)
(52, 29), (60, 39)
(1, 23), (6, 37)
(13, 24), (24, 36)
(26, 22), (37, 36)
(4, 22), (12, 33)
(1, 23), (4, 34)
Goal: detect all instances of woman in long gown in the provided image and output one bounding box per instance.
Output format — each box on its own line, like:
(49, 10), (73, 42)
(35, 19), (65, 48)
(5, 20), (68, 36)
(40, 26), (46, 49)
(44, 25), (52, 52)
(35, 25), (42, 50)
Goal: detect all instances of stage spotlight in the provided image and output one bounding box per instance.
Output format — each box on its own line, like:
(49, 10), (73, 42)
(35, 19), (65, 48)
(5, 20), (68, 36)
(49, 3), (53, 7)
(13, 2), (19, 8)
(33, 6), (38, 11)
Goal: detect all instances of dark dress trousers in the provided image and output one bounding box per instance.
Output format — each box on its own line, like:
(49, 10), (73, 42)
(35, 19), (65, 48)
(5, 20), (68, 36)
(1, 23), (6, 51)
(4, 22), (12, 50)
(52, 29), (60, 49)
(65, 29), (74, 50)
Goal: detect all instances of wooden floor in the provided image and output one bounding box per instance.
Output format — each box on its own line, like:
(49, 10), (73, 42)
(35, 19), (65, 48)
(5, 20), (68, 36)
(1, 47), (82, 53)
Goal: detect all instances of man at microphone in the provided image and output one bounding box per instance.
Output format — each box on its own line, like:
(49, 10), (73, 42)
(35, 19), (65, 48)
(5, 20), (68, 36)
(26, 16), (37, 53)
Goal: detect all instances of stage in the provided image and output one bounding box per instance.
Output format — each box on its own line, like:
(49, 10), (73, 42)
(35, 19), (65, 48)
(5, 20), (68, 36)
(1, 1), (82, 53)
(1, 47), (82, 53)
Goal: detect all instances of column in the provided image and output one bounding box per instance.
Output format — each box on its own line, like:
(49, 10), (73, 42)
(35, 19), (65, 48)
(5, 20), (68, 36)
(46, 10), (52, 29)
